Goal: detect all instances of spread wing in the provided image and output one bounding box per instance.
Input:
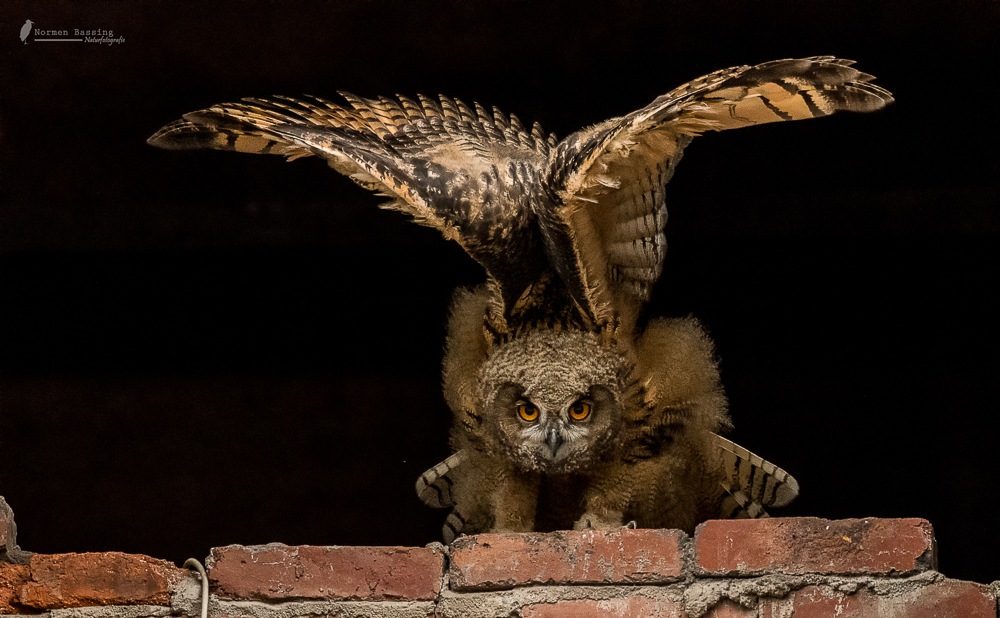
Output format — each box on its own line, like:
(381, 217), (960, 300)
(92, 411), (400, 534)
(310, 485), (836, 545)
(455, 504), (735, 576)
(542, 56), (894, 326)
(415, 450), (467, 509)
(415, 450), (471, 543)
(714, 434), (800, 519)
(148, 93), (558, 311)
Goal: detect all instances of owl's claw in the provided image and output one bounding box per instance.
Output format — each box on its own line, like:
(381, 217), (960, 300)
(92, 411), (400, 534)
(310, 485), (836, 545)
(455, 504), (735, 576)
(624, 520), (638, 530)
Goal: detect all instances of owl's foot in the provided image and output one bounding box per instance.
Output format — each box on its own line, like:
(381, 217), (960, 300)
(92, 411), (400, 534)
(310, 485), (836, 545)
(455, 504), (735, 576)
(623, 520), (638, 529)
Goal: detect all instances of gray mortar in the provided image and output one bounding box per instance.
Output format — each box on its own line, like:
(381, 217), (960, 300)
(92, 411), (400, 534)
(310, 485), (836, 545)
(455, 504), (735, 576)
(48, 607), (175, 618)
(170, 571), (206, 617)
(2, 608), (175, 618)
(683, 569), (947, 618)
(437, 584), (688, 617)
(213, 600), (435, 618)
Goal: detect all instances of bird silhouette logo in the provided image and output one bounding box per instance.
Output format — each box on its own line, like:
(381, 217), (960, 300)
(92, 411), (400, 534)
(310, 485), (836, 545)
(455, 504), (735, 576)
(20, 20), (33, 44)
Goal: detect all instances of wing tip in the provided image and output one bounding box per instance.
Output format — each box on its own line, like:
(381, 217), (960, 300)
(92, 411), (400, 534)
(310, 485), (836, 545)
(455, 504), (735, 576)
(146, 120), (210, 150)
(770, 473), (801, 508)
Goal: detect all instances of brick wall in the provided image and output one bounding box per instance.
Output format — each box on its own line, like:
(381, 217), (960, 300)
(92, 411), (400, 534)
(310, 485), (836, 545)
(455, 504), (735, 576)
(2, 509), (998, 617)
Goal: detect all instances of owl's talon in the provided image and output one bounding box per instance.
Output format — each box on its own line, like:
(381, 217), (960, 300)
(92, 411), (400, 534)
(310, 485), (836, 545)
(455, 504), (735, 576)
(624, 520), (637, 530)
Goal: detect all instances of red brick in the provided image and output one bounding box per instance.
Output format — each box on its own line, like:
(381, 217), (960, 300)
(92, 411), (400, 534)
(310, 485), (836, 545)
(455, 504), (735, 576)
(449, 528), (685, 592)
(695, 517), (936, 576)
(0, 564), (33, 613)
(18, 552), (187, 609)
(208, 543), (444, 601)
(703, 599), (757, 617)
(759, 580), (995, 617)
(521, 596), (685, 618)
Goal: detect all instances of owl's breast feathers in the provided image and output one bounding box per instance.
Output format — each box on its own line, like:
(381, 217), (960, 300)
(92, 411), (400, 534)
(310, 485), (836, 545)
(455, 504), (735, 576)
(149, 56), (892, 334)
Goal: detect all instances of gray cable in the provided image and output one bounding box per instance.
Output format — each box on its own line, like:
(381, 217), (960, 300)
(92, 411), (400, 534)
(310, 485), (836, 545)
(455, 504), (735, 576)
(183, 558), (209, 618)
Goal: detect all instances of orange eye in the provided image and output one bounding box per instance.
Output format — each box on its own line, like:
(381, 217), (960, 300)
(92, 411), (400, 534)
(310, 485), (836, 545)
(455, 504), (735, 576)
(569, 401), (591, 421)
(517, 403), (539, 422)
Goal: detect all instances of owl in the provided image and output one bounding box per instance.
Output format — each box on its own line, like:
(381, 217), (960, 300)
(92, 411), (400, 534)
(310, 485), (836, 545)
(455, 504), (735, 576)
(149, 56), (892, 541)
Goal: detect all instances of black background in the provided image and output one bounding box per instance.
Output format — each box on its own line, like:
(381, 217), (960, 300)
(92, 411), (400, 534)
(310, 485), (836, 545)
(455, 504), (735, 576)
(2, 0), (998, 584)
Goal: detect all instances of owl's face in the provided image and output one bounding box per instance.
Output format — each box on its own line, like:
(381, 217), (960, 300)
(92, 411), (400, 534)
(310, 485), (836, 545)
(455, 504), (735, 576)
(477, 330), (630, 474)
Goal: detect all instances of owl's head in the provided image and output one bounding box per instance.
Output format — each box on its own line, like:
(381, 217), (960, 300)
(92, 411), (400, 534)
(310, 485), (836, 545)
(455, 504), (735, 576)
(477, 329), (631, 474)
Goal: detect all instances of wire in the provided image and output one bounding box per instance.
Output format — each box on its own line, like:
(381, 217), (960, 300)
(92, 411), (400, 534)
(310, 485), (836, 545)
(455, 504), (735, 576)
(183, 558), (209, 618)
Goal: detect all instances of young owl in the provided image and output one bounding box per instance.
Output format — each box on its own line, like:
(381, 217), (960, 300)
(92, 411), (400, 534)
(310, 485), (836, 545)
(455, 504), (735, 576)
(149, 56), (892, 540)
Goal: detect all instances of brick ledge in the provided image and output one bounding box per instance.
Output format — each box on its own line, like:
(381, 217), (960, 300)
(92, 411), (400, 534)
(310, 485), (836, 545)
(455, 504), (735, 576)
(1, 516), (997, 618)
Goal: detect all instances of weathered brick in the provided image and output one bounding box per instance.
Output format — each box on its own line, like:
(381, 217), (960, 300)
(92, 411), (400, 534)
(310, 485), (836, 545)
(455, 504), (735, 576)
(703, 599), (757, 617)
(0, 564), (33, 613)
(1, 496), (31, 564)
(695, 517), (936, 576)
(0, 499), (10, 551)
(759, 580), (996, 618)
(208, 543), (444, 602)
(18, 552), (187, 609)
(449, 528), (685, 592)
(521, 596), (685, 618)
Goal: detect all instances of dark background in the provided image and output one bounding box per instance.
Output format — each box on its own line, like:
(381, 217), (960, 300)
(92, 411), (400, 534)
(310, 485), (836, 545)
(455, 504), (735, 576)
(2, 0), (998, 583)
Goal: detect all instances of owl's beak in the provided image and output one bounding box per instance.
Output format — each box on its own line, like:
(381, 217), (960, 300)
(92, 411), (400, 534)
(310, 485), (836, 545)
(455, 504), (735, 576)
(546, 427), (564, 457)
